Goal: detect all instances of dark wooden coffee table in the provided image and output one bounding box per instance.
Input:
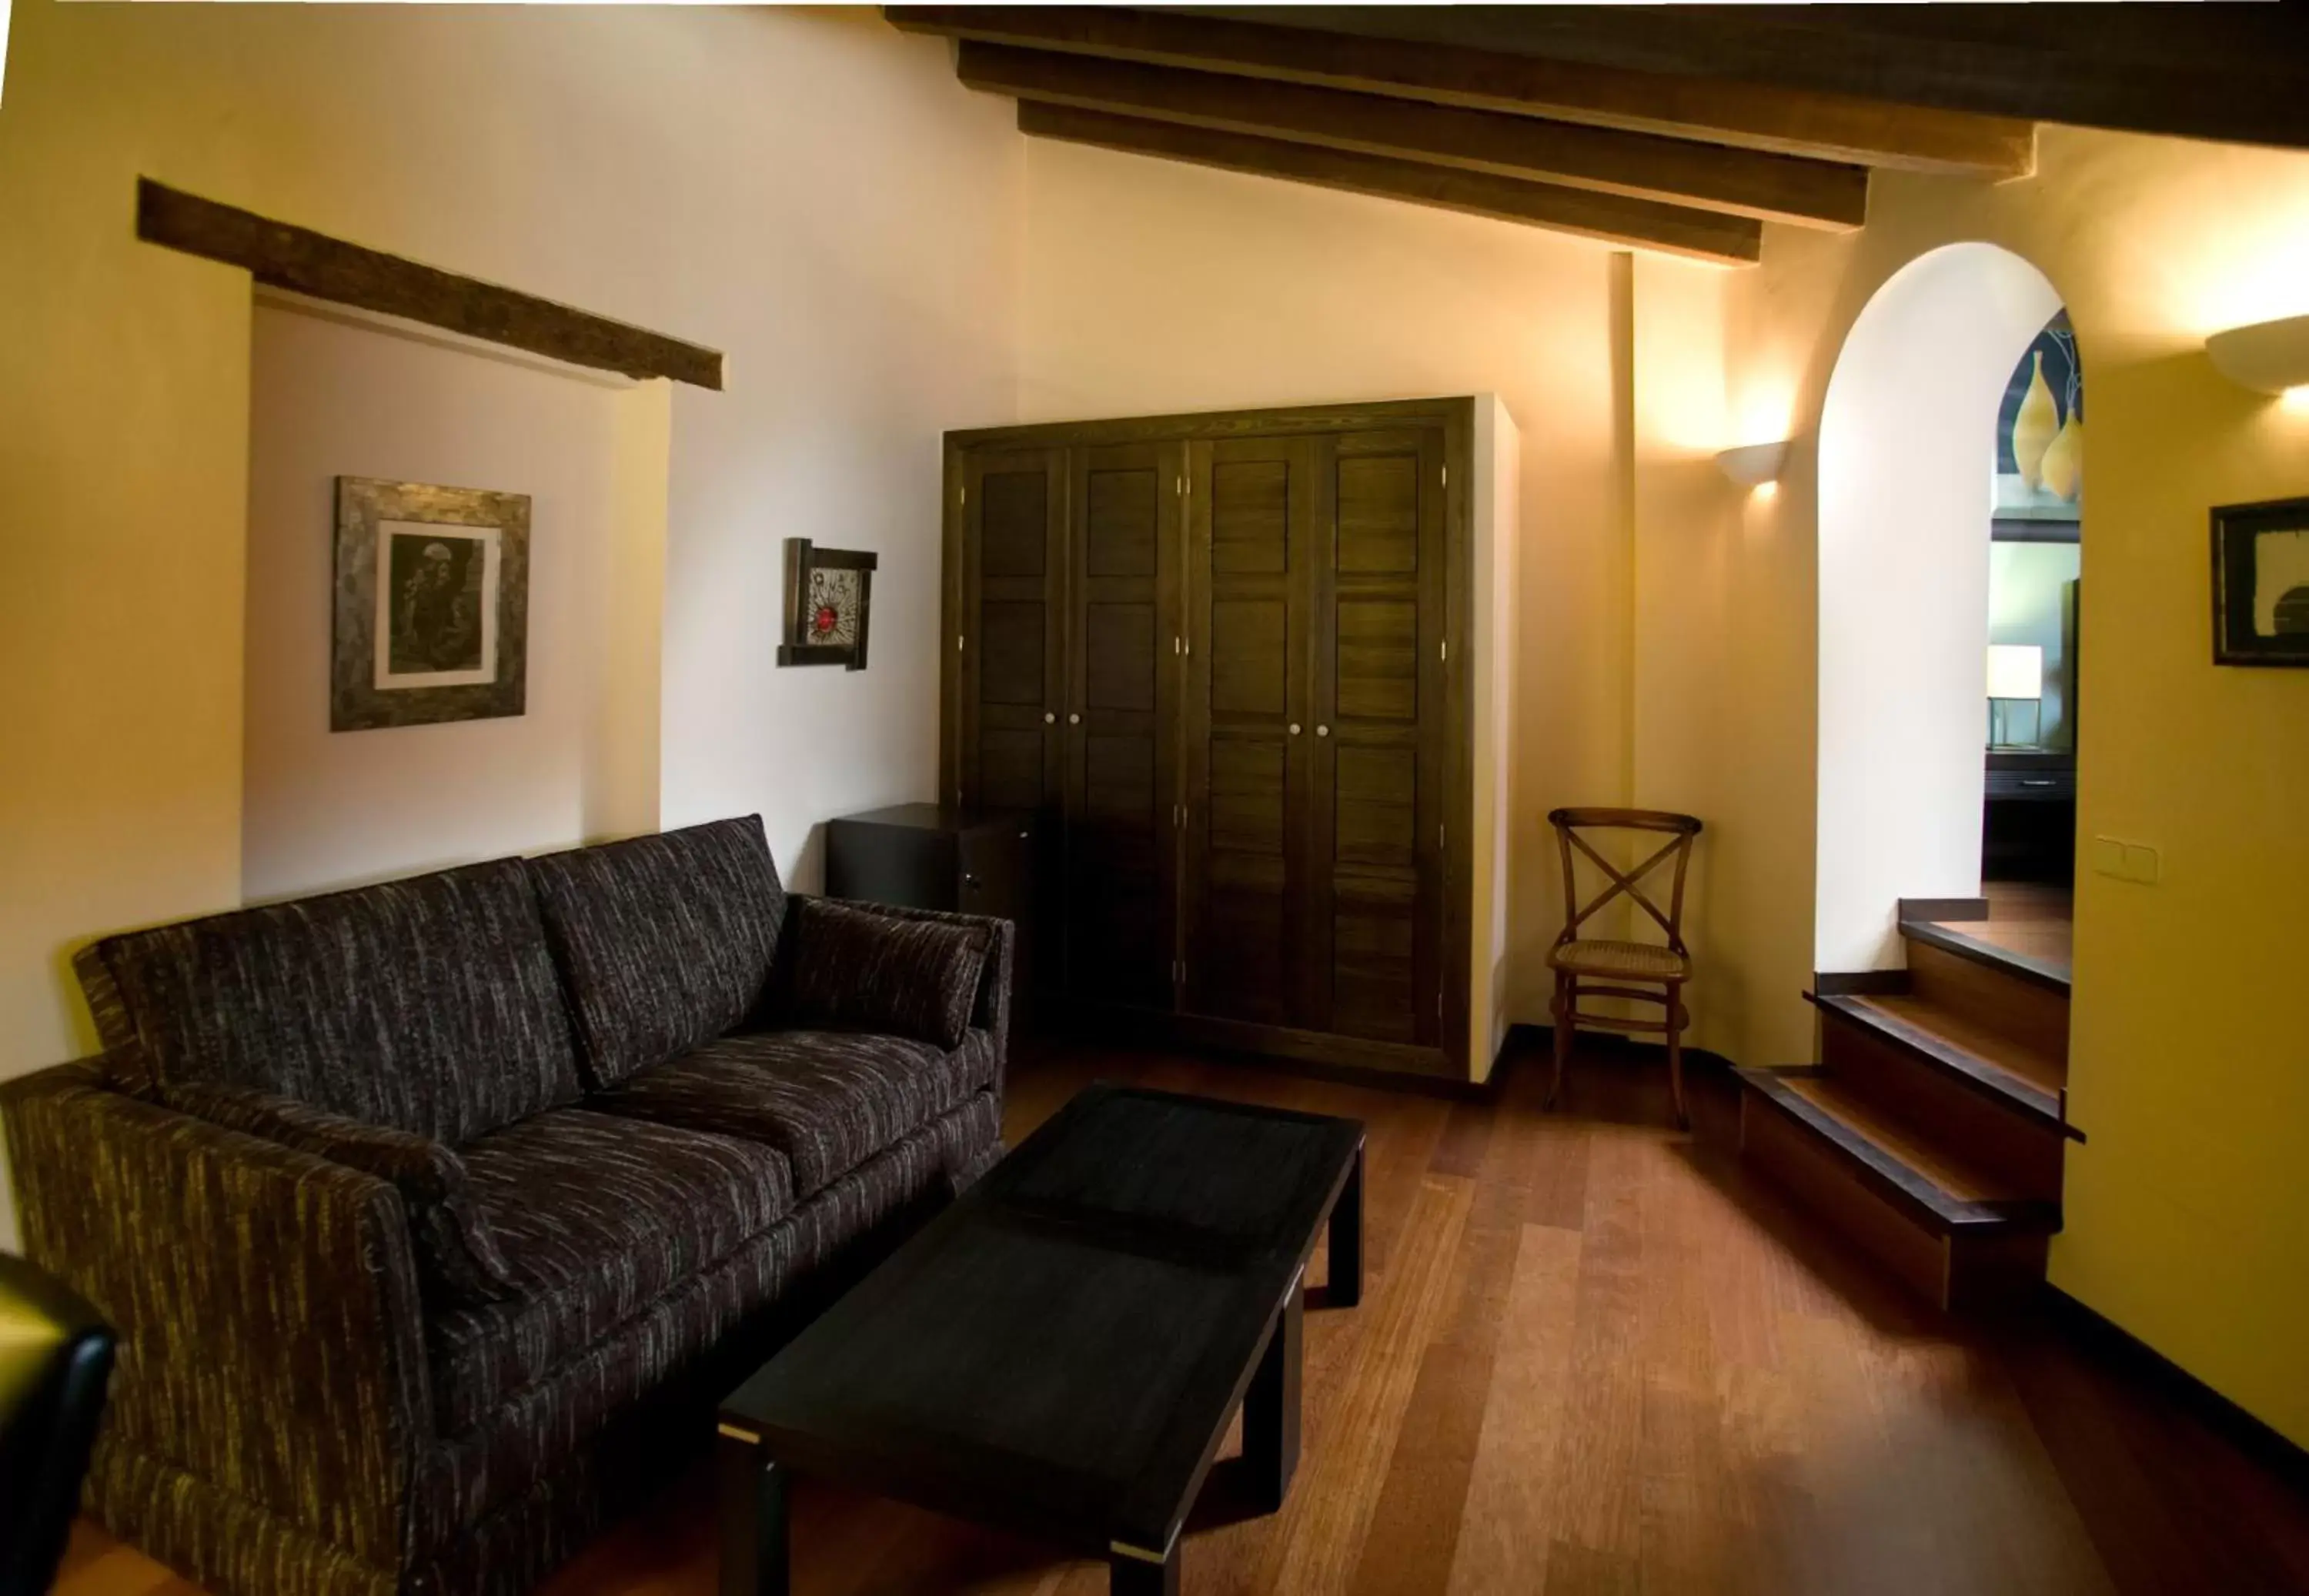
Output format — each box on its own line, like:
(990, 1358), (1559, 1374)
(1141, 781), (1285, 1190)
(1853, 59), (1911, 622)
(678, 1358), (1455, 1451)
(716, 1083), (1365, 1595)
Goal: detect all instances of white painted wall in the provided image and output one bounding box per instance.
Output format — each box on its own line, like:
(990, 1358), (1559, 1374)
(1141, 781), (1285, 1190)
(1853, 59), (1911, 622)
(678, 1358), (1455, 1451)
(1815, 243), (2063, 970)
(242, 300), (661, 900)
(1470, 396), (1523, 1078)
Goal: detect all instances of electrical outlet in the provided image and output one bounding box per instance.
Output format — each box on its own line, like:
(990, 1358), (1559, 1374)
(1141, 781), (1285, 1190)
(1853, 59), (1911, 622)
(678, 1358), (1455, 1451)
(2091, 836), (2161, 884)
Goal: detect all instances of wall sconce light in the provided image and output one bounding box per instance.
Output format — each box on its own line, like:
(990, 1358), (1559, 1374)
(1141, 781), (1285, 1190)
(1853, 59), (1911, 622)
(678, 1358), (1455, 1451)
(1715, 440), (1789, 489)
(2205, 313), (2309, 402)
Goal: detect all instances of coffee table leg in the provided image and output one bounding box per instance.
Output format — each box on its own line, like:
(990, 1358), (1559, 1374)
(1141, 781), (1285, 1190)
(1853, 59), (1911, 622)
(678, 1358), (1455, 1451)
(1328, 1142), (1364, 1308)
(1108, 1540), (1181, 1595)
(1244, 1277), (1303, 1512)
(717, 1424), (789, 1596)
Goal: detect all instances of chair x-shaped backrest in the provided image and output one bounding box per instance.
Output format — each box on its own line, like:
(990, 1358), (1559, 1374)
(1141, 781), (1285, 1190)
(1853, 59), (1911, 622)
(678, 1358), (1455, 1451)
(1549, 807), (1703, 957)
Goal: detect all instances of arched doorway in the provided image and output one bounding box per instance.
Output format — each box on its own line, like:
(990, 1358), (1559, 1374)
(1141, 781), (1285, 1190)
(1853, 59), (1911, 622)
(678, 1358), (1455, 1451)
(1815, 242), (2073, 972)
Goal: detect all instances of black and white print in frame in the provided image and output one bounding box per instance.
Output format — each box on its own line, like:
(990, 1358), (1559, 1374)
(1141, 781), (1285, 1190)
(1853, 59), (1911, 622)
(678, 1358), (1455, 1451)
(2211, 496), (2309, 667)
(332, 476), (532, 730)
(778, 538), (877, 671)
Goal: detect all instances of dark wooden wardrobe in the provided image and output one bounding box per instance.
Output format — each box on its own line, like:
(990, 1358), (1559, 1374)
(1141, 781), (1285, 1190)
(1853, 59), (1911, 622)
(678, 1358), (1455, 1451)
(940, 397), (1518, 1082)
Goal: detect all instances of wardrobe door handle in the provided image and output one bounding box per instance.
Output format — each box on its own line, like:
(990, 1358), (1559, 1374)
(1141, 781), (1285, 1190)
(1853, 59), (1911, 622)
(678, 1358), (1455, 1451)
(1068, 713), (1081, 726)
(1044, 712), (1056, 725)
(1289, 723), (1302, 736)
(1316, 724), (1330, 738)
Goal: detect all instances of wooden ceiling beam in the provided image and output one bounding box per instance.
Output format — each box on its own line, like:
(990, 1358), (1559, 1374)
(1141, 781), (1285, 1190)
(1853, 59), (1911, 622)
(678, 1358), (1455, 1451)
(889, 6), (2033, 180)
(959, 42), (1866, 229)
(1185, 6), (2309, 153)
(1014, 101), (1762, 265)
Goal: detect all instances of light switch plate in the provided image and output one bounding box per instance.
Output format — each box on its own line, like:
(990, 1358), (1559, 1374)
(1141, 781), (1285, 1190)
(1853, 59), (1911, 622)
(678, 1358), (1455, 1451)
(2091, 836), (2161, 884)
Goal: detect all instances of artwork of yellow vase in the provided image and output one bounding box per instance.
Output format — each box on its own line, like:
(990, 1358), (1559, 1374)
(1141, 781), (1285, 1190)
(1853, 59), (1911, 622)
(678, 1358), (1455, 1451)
(2012, 352), (2060, 489)
(2040, 412), (2083, 503)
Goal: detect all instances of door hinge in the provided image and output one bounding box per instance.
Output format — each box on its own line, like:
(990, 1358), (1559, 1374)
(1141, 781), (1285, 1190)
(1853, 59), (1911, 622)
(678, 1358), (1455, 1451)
(960, 484), (967, 505)
(1441, 464), (1448, 489)
(1440, 639), (1448, 663)
(1174, 803), (1186, 829)
(1175, 958), (1187, 983)
(957, 634), (967, 652)
(1438, 991), (1445, 1018)
(1439, 823), (1447, 850)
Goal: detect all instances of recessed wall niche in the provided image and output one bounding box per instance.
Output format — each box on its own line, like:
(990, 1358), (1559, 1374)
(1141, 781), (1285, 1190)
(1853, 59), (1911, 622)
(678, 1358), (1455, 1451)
(241, 292), (669, 902)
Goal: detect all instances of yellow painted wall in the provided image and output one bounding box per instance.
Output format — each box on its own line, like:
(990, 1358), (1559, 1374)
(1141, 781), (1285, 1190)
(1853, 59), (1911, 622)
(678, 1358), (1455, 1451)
(1710, 125), (2309, 1446)
(0, 1), (1021, 1247)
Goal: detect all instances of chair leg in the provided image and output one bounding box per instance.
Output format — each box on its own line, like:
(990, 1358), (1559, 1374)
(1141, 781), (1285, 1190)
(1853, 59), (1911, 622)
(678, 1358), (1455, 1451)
(1547, 973), (1570, 1111)
(1666, 988), (1689, 1131)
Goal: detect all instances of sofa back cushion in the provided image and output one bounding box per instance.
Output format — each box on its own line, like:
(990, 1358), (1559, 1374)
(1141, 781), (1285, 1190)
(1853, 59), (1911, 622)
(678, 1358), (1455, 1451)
(525, 816), (787, 1087)
(75, 859), (582, 1144)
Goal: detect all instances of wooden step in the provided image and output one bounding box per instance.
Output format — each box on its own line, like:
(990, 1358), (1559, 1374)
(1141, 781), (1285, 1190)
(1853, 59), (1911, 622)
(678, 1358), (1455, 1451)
(1898, 933), (2071, 1067)
(1736, 1066), (2059, 1311)
(1899, 916), (2069, 995)
(1810, 990), (2073, 1136)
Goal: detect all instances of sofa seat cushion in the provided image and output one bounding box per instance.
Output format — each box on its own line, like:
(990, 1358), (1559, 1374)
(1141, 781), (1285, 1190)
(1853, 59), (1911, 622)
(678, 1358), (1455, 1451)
(426, 1108), (794, 1434)
(526, 816), (787, 1089)
(408, 1097), (992, 1546)
(587, 1027), (997, 1198)
(73, 858), (582, 1144)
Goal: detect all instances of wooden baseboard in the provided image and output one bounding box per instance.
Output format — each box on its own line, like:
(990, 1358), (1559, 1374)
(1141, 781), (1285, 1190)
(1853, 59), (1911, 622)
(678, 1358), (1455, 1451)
(1503, 1022), (1737, 1078)
(1899, 896), (1992, 923)
(2042, 1287), (2309, 1491)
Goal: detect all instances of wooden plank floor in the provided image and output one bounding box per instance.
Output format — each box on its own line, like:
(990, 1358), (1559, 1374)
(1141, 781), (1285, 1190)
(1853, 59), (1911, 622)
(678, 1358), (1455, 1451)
(54, 1040), (2309, 1596)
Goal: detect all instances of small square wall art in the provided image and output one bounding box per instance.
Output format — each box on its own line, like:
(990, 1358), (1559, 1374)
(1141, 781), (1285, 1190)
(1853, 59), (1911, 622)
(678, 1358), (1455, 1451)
(778, 539), (877, 671)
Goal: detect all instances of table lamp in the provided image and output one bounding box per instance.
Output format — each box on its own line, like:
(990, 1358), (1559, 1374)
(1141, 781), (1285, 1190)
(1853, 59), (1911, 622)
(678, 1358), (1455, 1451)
(1987, 643), (2045, 747)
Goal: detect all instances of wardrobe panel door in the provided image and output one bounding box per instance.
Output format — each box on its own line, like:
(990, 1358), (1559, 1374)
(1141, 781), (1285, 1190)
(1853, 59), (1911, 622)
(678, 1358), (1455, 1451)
(1181, 436), (1312, 1029)
(1061, 442), (1181, 1012)
(1309, 428), (1447, 1046)
(960, 449), (1066, 816)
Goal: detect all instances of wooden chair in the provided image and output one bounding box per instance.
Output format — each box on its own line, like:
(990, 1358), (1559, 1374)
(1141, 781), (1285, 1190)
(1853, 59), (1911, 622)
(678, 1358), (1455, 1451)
(1545, 807), (1704, 1127)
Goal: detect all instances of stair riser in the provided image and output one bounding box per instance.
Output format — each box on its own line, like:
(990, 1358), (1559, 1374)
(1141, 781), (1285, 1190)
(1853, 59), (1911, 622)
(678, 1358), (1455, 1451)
(1906, 941), (2070, 1063)
(1819, 1013), (2066, 1201)
(1743, 1089), (1952, 1306)
(1741, 1093), (2049, 1312)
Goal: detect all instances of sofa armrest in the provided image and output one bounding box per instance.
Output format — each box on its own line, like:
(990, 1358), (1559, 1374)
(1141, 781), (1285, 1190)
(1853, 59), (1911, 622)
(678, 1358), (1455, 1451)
(2, 1062), (432, 1566)
(163, 1081), (516, 1306)
(787, 896), (1014, 1080)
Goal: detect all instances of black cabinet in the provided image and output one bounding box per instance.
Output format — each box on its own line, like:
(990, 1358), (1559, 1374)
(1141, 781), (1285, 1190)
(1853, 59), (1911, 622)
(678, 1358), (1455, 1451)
(824, 804), (1037, 1022)
(1983, 752), (2076, 886)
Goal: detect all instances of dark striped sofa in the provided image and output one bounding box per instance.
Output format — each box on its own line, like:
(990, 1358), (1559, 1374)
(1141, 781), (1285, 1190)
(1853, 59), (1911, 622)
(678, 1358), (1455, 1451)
(1, 815), (1010, 1596)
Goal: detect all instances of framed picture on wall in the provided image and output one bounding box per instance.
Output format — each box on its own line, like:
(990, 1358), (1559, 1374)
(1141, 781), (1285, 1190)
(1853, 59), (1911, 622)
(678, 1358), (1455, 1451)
(2211, 496), (2309, 667)
(777, 539), (877, 670)
(332, 476), (533, 730)
(1993, 309), (2083, 524)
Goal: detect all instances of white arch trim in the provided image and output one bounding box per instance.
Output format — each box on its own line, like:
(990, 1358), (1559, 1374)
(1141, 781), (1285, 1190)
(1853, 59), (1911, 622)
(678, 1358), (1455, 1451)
(1816, 242), (2065, 971)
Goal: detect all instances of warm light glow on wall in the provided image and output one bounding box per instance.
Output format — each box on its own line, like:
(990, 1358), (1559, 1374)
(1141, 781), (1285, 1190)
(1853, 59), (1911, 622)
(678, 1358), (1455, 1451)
(1734, 380), (1797, 457)
(2281, 386), (2309, 414)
